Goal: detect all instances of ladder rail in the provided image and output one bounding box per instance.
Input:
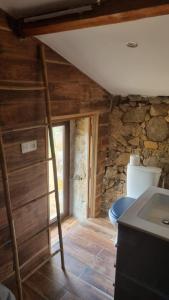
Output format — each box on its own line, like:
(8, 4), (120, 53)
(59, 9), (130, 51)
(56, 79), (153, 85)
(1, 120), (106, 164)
(40, 44), (65, 271)
(0, 135), (23, 300)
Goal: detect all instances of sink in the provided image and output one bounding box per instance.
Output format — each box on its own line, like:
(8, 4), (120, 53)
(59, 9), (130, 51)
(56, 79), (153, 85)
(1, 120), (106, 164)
(138, 193), (169, 227)
(118, 187), (169, 241)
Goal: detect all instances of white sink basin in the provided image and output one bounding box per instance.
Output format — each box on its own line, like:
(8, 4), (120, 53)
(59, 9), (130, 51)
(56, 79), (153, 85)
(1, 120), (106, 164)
(118, 187), (169, 241)
(138, 193), (169, 227)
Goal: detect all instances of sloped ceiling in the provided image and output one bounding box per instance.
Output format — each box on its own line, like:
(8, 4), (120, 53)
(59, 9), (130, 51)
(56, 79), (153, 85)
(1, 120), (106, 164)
(1, 0), (169, 96)
(38, 14), (169, 96)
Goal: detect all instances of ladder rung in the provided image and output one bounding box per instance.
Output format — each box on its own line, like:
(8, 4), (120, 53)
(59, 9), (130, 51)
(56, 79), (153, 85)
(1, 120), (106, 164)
(18, 220), (59, 247)
(0, 239), (12, 249)
(1, 124), (48, 135)
(21, 248), (61, 283)
(51, 248), (61, 256)
(0, 85), (46, 91)
(1, 121), (56, 135)
(8, 158), (53, 175)
(12, 189), (56, 212)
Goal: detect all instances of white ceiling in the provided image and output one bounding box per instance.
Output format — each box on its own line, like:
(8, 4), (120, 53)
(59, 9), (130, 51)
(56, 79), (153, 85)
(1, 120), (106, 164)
(38, 15), (169, 96)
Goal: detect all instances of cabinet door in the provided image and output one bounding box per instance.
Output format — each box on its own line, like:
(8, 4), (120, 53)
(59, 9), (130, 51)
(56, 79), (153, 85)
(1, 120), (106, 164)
(115, 272), (167, 300)
(116, 224), (169, 297)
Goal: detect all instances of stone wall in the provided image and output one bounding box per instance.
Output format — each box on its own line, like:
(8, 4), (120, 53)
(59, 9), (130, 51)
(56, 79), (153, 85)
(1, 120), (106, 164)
(101, 96), (169, 215)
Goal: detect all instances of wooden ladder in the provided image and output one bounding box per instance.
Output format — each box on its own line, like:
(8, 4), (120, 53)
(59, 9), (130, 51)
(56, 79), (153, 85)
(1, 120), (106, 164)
(0, 44), (65, 300)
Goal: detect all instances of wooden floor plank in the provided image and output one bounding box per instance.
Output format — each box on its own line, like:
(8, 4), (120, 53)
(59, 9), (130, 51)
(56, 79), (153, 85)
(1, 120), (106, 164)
(26, 270), (67, 300)
(5, 218), (116, 299)
(52, 252), (87, 277)
(79, 267), (114, 297)
(23, 284), (47, 300)
(62, 241), (115, 279)
(67, 224), (115, 252)
(39, 261), (112, 300)
(65, 234), (104, 256)
(60, 291), (81, 300)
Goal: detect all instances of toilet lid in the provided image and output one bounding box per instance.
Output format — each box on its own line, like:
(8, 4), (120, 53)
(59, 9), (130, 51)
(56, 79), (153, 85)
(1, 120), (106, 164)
(110, 197), (136, 219)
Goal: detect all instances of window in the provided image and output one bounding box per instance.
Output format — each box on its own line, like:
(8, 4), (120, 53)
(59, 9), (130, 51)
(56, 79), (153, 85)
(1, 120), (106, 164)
(48, 122), (69, 222)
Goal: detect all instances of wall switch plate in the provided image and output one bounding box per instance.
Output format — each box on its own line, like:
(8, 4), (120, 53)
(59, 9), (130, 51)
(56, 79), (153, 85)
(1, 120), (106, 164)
(21, 140), (37, 154)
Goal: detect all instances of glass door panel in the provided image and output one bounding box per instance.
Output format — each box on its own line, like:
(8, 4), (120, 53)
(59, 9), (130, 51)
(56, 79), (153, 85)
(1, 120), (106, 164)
(48, 123), (69, 222)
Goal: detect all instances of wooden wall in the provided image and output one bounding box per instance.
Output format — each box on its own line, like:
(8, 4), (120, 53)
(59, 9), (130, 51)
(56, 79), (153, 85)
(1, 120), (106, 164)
(0, 9), (110, 282)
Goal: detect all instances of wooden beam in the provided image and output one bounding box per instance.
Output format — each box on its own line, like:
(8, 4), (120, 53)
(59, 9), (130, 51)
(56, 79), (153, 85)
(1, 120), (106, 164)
(18, 0), (169, 37)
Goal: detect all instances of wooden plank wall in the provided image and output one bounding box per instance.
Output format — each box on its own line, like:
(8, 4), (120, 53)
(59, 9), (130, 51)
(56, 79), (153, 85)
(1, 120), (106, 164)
(0, 10), (49, 282)
(0, 9), (110, 281)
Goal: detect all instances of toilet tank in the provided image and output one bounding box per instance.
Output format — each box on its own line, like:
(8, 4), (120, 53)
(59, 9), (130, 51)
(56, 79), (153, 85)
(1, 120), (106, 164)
(127, 164), (161, 199)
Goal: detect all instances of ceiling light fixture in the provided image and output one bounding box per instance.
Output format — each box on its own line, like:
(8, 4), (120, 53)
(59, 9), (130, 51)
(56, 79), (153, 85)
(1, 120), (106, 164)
(126, 41), (138, 48)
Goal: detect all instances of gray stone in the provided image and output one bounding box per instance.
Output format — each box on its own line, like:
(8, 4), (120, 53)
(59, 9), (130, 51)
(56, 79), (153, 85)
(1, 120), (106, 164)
(123, 107), (147, 123)
(128, 95), (144, 102)
(140, 134), (147, 141)
(161, 97), (169, 104)
(103, 188), (115, 202)
(119, 104), (130, 112)
(110, 114), (128, 146)
(130, 101), (136, 107)
(118, 166), (124, 173)
(111, 131), (128, 146)
(110, 107), (123, 120)
(148, 97), (163, 104)
(115, 153), (130, 166)
(116, 145), (126, 153)
(121, 124), (133, 137)
(105, 166), (117, 179)
(128, 137), (140, 146)
(143, 156), (160, 167)
(108, 149), (119, 161)
(144, 141), (158, 150)
(141, 122), (146, 128)
(145, 113), (150, 121)
(158, 142), (169, 153)
(142, 149), (153, 159)
(117, 173), (126, 181)
(147, 117), (169, 142)
(132, 125), (142, 137)
(150, 104), (169, 117)
(165, 115), (169, 122)
(126, 146), (132, 153)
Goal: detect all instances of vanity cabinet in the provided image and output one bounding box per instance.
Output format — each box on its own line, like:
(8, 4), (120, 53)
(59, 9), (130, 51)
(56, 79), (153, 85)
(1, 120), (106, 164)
(114, 224), (169, 300)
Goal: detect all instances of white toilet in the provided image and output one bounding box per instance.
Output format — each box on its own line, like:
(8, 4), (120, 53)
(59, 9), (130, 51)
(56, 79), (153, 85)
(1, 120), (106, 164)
(127, 164), (162, 199)
(109, 164), (162, 224)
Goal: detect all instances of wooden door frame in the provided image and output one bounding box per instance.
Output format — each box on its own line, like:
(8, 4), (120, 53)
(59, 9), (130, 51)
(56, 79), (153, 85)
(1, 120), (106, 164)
(50, 113), (99, 220)
(88, 114), (99, 218)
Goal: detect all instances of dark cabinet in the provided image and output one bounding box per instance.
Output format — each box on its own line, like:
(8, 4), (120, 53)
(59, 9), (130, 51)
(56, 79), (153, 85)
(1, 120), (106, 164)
(114, 224), (169, 300)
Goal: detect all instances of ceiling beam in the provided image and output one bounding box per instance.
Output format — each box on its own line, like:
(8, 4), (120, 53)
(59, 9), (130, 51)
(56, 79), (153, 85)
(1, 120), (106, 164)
(17, 0), (169, 37)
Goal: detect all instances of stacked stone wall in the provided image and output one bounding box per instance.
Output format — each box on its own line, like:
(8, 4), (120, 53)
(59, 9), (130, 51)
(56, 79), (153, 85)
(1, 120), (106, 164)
(101, 96), (169, 215)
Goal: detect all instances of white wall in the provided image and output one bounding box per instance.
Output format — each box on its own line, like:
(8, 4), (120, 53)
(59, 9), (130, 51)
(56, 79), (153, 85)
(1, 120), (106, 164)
(70, 117), (89, 221)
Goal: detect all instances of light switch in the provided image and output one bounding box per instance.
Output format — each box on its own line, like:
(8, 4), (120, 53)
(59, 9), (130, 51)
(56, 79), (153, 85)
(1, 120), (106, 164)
(21, 140), (37, 154)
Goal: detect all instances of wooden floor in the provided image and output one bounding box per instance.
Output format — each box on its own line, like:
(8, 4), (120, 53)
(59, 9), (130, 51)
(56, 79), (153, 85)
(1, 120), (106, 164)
(6, 218), (116, 300)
